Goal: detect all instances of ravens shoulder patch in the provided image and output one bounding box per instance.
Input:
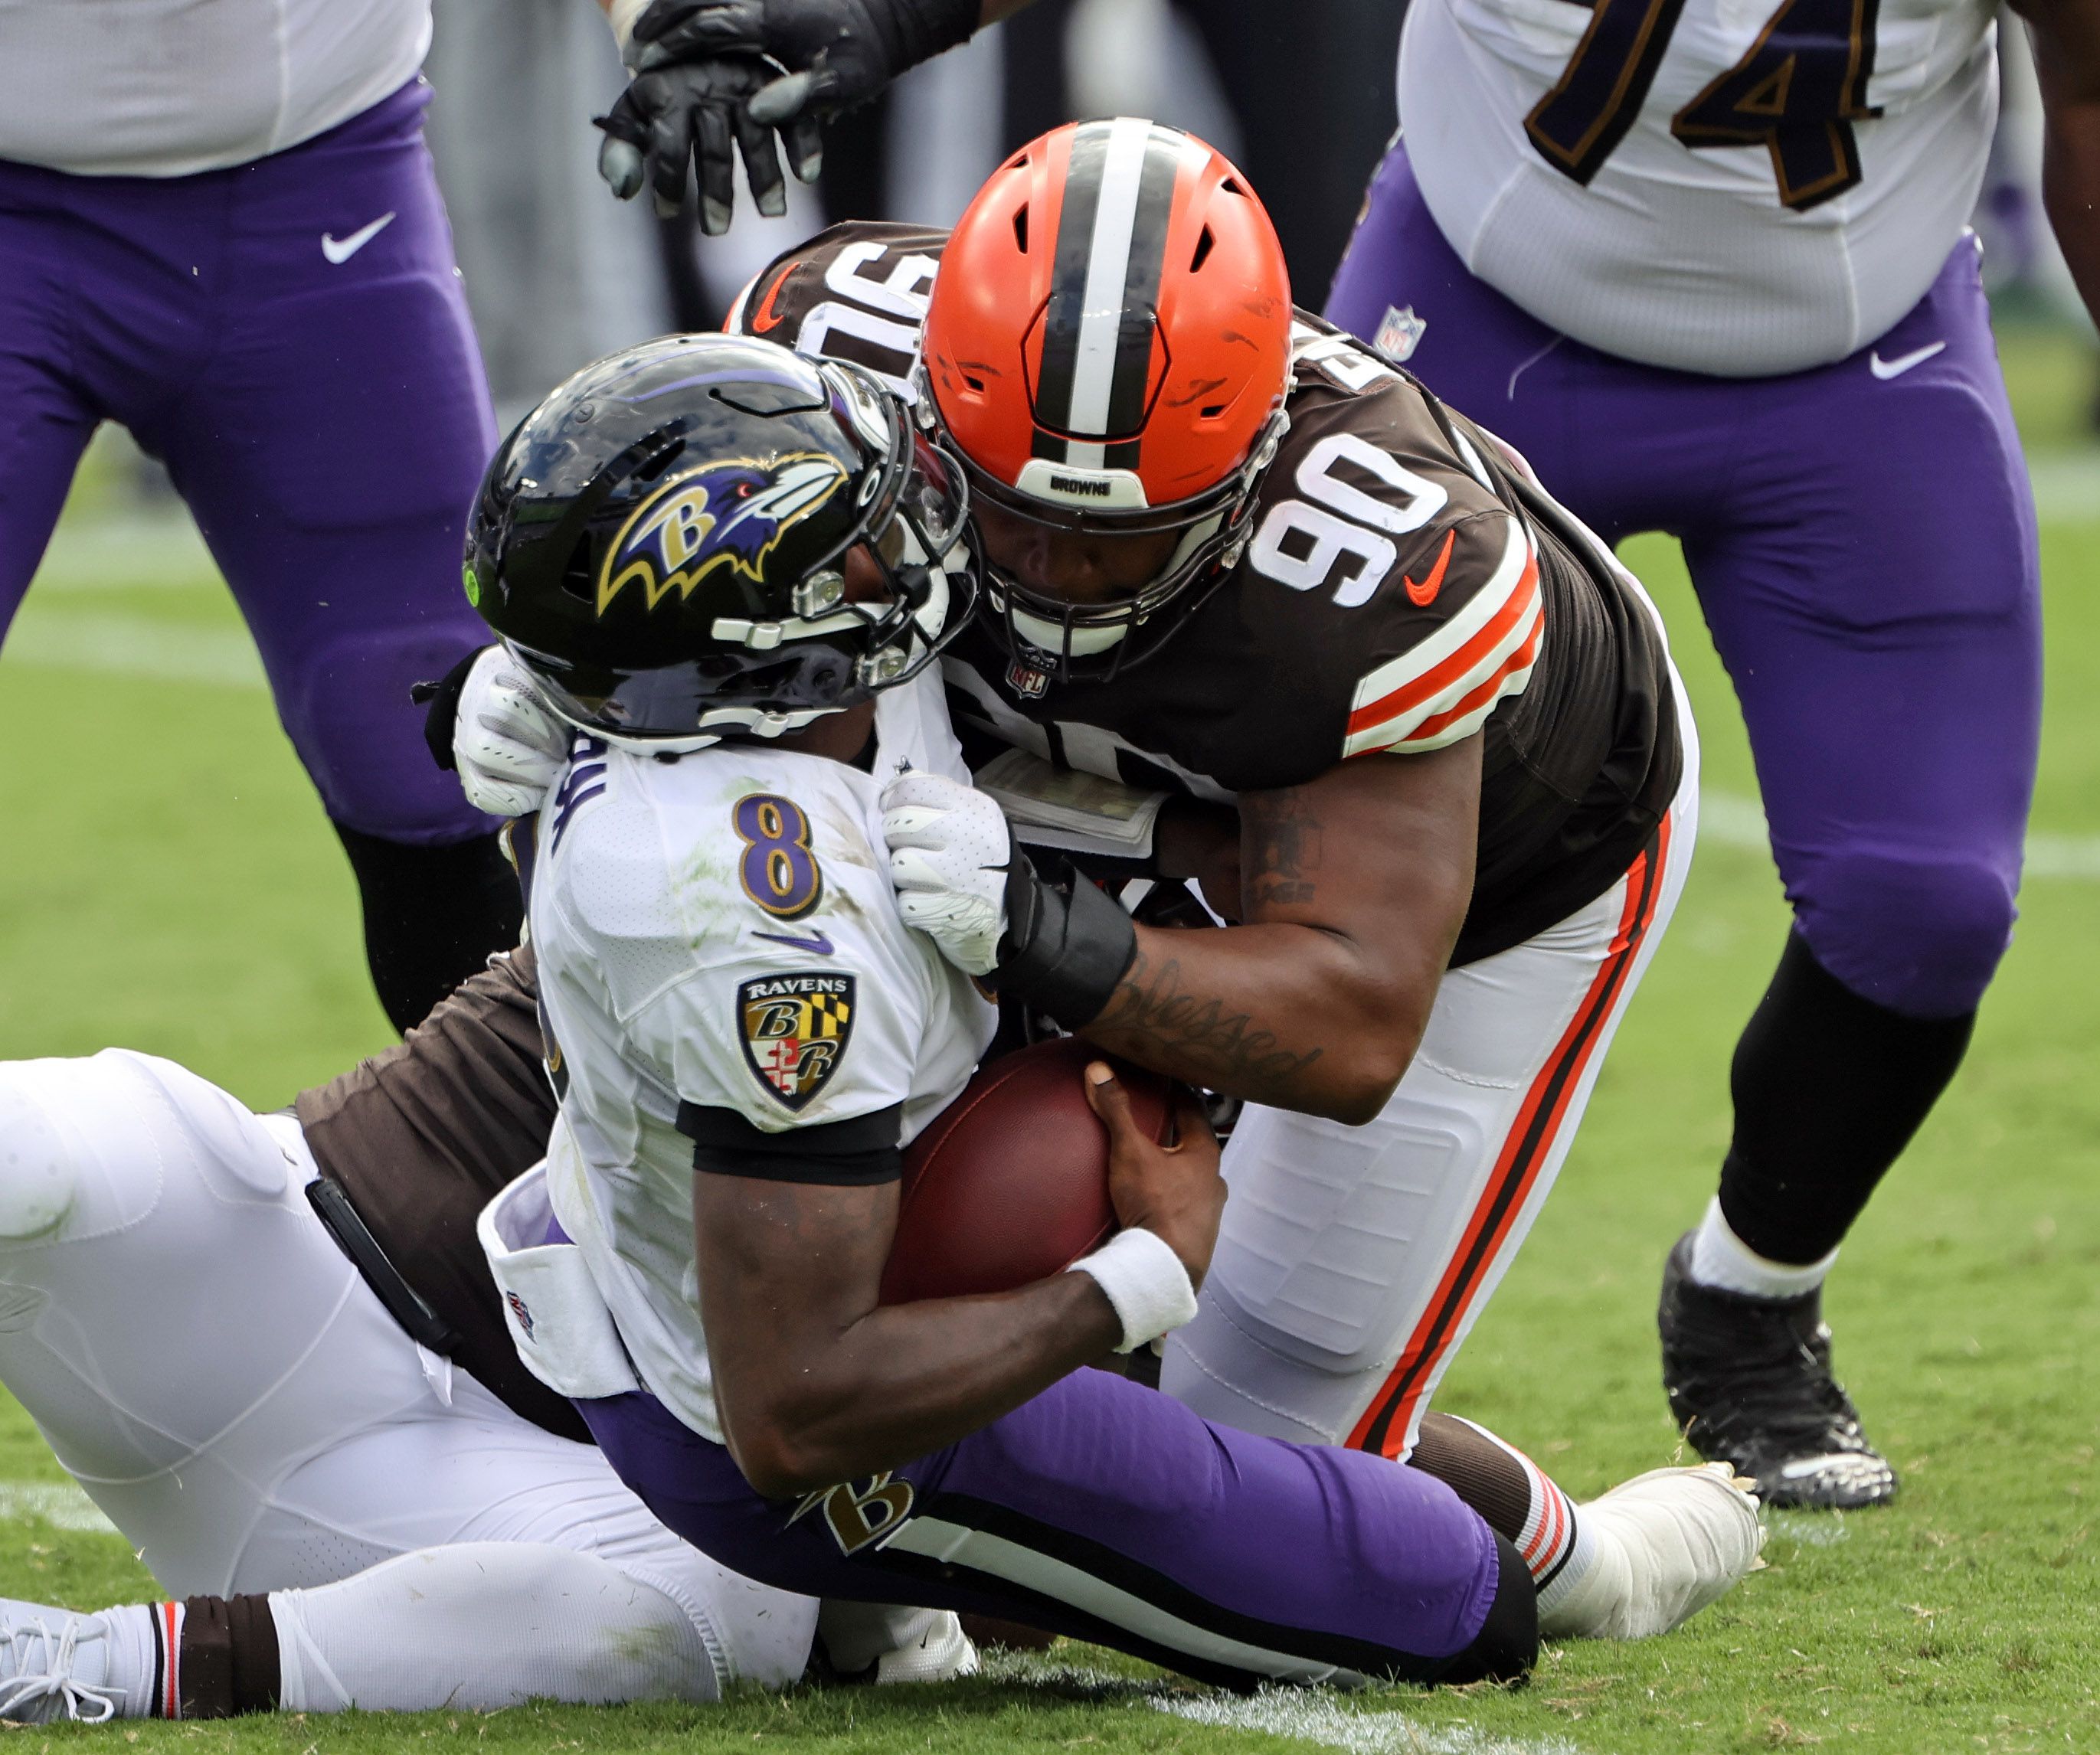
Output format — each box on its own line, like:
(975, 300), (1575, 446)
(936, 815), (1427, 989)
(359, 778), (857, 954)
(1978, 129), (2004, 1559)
(738, 972), (855, 1110)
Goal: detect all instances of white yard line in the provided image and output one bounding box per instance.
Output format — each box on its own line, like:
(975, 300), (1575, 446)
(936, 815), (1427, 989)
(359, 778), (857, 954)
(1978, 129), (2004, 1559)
(32, 519), (215, 591)
(4, 613), (265, 689)
(1696, 789), (2100, 880)
(12, 587), (2100, 881)
(2027, 453), (2100, 522)
(0, 1482), (121, 1534)
(1154, 1686), (1579, 1755)
(977, 1654), (1575, 1755)
(1766, 1509), (1850, 1547)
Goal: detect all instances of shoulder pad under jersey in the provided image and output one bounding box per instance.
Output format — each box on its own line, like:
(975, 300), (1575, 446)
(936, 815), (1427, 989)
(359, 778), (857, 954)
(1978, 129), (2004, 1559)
(1226, 317), (1544, 757)
(728, 222), (950, 396)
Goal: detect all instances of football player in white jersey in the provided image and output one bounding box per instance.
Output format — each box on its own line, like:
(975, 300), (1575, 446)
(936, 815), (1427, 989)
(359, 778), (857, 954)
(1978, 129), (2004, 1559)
(455, 328), (1766, 1682)
(1329, 0), (2097, 1512)
(576, 0), (2099, 1511)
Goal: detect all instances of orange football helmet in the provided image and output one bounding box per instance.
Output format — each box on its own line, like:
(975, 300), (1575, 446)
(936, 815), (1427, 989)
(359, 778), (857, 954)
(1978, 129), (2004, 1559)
(918, 119), (1293, 675)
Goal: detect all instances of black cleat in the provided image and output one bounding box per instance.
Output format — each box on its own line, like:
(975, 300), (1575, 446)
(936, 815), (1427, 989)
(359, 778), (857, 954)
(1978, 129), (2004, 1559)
(1658, 1233), (1896, 1510)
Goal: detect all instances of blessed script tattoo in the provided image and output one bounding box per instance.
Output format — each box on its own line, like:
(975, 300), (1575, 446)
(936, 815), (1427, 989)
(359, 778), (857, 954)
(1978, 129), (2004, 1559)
(1092, 948), (1323, 1102)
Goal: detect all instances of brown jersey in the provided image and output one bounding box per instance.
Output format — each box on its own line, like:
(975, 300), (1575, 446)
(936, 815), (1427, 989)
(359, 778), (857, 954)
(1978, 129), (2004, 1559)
(294, 946), (579, 1442)
(734, 223), (1681, 964)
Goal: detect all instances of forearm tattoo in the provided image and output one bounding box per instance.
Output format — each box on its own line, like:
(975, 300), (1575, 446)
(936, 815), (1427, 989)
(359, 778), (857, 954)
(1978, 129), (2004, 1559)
(1092, 947), (1323, 1100)
(1245, 788), (1323, 912)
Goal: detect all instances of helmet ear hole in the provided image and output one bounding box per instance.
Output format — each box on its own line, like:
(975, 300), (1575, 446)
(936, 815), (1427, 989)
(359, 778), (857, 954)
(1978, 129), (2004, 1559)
(560, 548), (594, 603)
(1189, 226), (1214, 273)
(630, 450), (680, 490)
(1012, 206), (1029, 253)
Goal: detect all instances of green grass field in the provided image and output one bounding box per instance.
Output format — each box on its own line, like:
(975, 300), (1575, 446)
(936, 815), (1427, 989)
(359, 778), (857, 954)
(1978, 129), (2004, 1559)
(2, 338), (2098, 1753)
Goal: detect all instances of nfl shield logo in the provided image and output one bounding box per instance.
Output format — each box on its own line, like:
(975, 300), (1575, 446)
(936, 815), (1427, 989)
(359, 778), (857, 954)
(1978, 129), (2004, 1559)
(738, 972), (857, 1110)
(1006, 659), (1049, 700)
(505, 1289), (536, 1342)
(1374, 305), (1428, 363)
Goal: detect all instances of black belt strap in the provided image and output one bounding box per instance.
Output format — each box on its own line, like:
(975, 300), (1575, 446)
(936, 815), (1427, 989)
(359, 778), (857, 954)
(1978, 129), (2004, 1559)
(306, 1175), (461, 1355)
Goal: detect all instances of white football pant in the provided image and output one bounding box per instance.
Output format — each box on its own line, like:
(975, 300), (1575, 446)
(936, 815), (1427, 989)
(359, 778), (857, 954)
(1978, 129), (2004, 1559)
(0, 1047), (816, 1704)
(1164, 675), (1699, 1459)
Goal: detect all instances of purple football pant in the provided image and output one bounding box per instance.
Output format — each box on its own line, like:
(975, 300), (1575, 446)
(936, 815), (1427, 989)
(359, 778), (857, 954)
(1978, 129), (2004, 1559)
(1328, 144), (2041, 1018)
(576, 1370), (1532, 1688)
(0, 80), (496, 845)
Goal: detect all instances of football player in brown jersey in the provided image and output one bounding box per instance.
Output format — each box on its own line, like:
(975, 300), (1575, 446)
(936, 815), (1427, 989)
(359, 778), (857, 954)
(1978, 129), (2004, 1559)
(721, 114), (1686, 1453)
(455, 122), (1754, 1637)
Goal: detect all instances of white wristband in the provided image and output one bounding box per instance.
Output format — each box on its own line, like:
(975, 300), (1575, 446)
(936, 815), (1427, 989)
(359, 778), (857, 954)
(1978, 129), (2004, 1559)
(1068, 1228), (1198, 1354)
(605, 0), (650, 57)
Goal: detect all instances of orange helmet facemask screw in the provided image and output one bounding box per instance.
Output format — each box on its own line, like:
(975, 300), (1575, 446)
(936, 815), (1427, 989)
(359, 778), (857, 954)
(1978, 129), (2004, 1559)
(919, 118), (1294, 678)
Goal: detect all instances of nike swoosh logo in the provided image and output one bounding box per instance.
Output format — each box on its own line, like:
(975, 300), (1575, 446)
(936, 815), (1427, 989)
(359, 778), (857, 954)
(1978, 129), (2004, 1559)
(1869, 340), (1946, 381)
(1403, 530), (1457, 607)
(321, 212), (397, 265)
(754, 929), (835, 955)
(750, 265), (794, 333)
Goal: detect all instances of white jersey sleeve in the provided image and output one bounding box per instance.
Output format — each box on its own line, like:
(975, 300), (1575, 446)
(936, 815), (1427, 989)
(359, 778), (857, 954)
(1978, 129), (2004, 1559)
(1398, 0), (1998, 374)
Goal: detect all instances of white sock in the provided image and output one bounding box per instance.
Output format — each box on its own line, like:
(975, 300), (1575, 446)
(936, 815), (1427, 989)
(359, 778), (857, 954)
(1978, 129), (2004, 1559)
(1441, 1420), (1598, 1623)
(271, 1542), (721, 1711)
(1687, 1198), (1836, 1300)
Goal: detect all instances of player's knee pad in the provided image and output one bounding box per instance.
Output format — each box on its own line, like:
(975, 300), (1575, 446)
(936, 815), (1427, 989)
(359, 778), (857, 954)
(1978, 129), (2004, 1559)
(276, 1542), (728, 1709)
(1433, 1532), (1537, 1686)
(1792, 845), (2015, 1018)
(274, 628), (494, 844)
(111, 1053), (289, 1204)
(1207, 1102), (1488, 1378)
(0, 1065), (80, 1240)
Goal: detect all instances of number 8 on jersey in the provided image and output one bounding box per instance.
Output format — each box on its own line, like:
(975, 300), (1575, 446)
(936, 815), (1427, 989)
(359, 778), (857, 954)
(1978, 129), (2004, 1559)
(734, 794), (823, 920)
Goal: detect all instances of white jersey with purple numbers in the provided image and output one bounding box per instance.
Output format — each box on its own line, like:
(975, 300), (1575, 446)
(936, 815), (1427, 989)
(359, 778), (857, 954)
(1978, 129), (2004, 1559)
(0, 0), (430, 176)
(530, 672), (997, 1444)
(1398, 0), (1998, 374)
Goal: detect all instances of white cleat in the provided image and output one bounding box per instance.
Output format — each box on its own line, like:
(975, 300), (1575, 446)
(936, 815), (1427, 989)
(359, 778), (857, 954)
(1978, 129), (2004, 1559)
(0, 1608), (119, 1724)
(872, 1610), (980, 1685)
(1537, 1462), (1763, 1641)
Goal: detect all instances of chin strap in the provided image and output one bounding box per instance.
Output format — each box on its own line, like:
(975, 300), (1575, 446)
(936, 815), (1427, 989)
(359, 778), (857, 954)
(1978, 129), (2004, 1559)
(989, 855), (1137, 1030)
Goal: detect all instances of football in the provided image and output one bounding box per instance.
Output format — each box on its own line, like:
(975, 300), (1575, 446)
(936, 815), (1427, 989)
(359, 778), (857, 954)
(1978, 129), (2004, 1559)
(879, 1037), (1175, 1304)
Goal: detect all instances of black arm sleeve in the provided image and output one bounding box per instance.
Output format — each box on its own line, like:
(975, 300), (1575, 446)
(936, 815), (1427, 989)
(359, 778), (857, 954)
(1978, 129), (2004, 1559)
(677, 1101), (904, 1186)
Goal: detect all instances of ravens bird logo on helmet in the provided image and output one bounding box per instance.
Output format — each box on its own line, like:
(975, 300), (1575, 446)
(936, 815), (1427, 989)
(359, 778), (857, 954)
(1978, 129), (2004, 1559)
(597, 455), (850, 616)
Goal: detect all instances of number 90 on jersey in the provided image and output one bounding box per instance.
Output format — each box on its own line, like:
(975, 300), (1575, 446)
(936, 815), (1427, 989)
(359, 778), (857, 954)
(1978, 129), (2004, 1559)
(733, 793), (823, 920)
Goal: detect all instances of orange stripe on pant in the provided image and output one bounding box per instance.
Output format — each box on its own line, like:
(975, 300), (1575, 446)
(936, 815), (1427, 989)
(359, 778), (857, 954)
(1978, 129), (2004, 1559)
(161, 1600), (180, 1718)
(1347, 817), (1673, 1459)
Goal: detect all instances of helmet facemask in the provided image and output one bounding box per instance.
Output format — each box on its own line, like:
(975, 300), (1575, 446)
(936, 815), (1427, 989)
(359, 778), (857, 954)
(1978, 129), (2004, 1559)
(937, 392), (1288, 684)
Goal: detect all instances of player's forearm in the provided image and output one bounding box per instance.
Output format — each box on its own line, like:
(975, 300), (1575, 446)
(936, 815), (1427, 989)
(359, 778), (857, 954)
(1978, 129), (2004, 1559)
(1078, 921), (1438, 1126)
(717, 1276), (1119, 1496)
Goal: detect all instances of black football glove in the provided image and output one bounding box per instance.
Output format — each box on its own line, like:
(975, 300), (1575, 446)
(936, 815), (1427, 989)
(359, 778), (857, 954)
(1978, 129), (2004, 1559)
(595, 51), (800, 233)
(596, 0), (979, 232)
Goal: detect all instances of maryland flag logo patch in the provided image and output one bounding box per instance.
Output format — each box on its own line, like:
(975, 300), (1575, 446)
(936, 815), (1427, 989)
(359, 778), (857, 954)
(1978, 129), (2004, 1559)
(738, 972), (855, 1110)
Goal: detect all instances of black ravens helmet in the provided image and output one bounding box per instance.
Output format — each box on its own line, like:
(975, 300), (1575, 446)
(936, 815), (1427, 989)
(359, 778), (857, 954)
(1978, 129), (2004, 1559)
(463, 332), (975, 747)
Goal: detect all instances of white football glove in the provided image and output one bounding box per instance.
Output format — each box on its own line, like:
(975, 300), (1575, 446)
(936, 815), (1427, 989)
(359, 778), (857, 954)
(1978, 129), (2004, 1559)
(880, 770), (1012, 976)
(454, 645), (569, 818)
